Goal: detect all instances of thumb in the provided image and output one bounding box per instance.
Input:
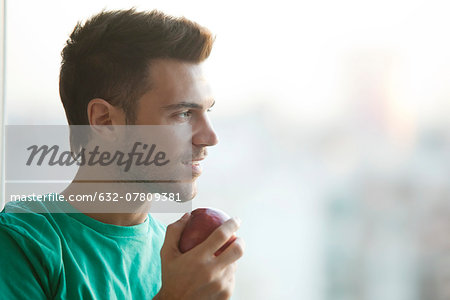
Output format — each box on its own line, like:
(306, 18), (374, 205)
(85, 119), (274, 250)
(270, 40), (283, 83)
(161, 212), (191, 258)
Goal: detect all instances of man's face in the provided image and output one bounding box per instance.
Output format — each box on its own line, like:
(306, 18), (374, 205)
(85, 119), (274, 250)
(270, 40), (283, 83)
(131, 59), (218, 199)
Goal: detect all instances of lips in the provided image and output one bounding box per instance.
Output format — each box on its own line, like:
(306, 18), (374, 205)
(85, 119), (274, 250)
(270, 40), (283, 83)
(182, 157), (205, 164)
(182, 158), (204, 176)
(182, 161), (200, 166)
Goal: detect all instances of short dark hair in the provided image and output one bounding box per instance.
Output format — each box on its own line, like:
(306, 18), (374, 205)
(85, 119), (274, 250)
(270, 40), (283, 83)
(59, 9), (214, 127)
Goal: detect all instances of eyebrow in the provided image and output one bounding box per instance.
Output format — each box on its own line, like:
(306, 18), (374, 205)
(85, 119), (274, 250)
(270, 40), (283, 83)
(161, 100), (215, 111)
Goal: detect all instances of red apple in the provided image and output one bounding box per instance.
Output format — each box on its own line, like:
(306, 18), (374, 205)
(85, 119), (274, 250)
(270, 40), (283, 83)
(179, 208), (236, 256)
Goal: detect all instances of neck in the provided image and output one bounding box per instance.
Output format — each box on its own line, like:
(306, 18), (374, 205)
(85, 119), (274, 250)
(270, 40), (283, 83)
(61, 167), (151, 227)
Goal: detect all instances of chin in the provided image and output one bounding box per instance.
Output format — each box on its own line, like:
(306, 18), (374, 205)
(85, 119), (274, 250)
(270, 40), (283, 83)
(176, 181), (198, 202)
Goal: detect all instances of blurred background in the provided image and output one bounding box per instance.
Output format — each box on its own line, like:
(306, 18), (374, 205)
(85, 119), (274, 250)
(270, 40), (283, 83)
(2, 0), (450, 299)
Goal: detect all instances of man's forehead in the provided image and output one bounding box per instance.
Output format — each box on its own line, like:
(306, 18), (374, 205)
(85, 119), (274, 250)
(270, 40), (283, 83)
(148, 59), (210, 93)
(144, 58), (213, 106)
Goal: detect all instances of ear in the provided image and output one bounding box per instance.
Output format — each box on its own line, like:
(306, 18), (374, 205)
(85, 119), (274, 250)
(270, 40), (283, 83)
(87, 98), (126, 142)
(87, 98), (126, 126)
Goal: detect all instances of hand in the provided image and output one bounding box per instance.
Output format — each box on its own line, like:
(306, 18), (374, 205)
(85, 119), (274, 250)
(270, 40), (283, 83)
(154, 213), (244, 300)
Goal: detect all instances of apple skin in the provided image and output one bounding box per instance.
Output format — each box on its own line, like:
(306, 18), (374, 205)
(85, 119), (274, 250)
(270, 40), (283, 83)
(179, 208), (236, 256)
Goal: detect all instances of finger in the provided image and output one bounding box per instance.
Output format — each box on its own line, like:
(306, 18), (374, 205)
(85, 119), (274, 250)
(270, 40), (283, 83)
(216, 236), (245, 265)
(161, 212), (190, 257)
(198, 217), (241, 255)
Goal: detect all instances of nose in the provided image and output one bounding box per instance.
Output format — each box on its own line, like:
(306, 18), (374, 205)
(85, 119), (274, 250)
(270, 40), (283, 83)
(192, 113), (219, 147)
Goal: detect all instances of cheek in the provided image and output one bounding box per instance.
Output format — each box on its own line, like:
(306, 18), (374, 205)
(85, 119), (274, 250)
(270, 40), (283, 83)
(134, 110), (166, 125)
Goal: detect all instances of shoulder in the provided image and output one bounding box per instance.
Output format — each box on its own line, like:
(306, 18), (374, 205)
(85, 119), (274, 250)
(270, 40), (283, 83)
(0, 201), (65, 298)
(0, 200), (63, 255)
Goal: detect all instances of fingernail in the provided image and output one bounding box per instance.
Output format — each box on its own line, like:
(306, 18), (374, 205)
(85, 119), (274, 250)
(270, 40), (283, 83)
(234, 217), (241, 226)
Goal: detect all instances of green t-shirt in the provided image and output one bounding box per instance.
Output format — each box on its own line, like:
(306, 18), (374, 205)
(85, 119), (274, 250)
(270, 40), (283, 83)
(0, 194), (166, 299)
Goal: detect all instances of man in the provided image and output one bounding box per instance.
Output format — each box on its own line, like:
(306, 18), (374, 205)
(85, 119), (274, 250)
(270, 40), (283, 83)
(0, 9), (244, 299)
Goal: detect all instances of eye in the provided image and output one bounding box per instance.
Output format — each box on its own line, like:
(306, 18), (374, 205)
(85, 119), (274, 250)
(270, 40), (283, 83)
(176, 111), (192, 119)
